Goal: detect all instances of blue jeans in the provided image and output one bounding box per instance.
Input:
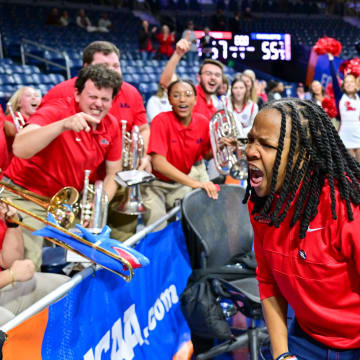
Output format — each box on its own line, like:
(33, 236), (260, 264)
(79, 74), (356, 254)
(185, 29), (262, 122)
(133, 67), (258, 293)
(288, 319), (360, 360)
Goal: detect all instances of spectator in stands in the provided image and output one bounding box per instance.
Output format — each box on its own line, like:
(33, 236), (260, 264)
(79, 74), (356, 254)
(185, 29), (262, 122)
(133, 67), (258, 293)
(266, 80), (284, 101)
(76, 9), (96, 32)
(40, 41), (150, 242)
(156, 24), (175, 59)
(211, 8), (226, 30)
(213, 74), (229, 109)
(243, 6), (254, 18)
(182, 21), (198, 65)
(227, 77), (258, 136)
(199, 27), (214, 60)
(240, 70), (263, 108)
(138, 20), (157, 61)
(229, 10), (242, 34)
(159, 38), (224, 182)
(245, 98), (360, 360)
(2, 64), (122, 270)
(59, 10), (70, 27)
(141, 79), (219, 230)
(256, 79), (268, 104)
(98, 12), (112, 32)
(146, 74), (178, 123)
(309, 80), (324, 106)
(0, 203), (69, 325)
(0, 108), (10, 177)
(46, 8), (61, 26)
(295, 82), (310, 100)
(5, 87), (42, 144)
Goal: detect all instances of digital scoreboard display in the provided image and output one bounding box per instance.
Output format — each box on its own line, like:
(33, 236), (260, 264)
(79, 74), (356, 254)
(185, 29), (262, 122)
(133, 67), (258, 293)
(195, 31), (292, 61)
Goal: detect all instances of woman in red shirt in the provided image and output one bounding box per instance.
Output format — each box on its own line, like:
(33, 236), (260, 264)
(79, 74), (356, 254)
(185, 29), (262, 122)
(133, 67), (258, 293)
(245, 98), (360, 360)
(156, 24), (175, 59)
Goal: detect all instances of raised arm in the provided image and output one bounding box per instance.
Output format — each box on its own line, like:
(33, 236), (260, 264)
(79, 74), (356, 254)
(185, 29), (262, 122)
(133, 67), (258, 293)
(159, 37), (191, 89)
(328, 54), (342, 113)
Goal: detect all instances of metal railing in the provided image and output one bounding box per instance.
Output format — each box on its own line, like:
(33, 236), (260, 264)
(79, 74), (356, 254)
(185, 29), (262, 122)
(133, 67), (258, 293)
(20, 39), (71, 79)
(0, 33), (4, 59)
(0, 205), (181, 332)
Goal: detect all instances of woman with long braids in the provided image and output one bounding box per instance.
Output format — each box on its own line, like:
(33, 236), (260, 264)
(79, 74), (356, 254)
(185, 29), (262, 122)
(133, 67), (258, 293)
(245, 98), (360, 360)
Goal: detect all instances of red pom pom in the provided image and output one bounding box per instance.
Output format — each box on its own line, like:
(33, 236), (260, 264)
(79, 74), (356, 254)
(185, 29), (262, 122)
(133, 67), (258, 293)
(345, 58), (360, 78)
(313, 36), (342, 56)
(322, 97), (338, 118)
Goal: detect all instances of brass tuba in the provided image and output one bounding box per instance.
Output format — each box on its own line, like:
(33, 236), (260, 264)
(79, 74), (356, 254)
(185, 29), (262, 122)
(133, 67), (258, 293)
(209, 96), (248, 180)
(112, 121), (147, 215)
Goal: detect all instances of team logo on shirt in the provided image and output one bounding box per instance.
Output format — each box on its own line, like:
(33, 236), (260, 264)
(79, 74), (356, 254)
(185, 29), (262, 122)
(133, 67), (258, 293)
(345, 101), (356, 111)
(119, 103), (130, 108)
(196, 138), (203, 144)
(100, 138), (109, 145)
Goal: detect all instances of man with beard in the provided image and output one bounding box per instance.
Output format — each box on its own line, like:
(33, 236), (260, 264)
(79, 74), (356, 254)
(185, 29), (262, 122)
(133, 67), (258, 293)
(159, 39), (224, 181)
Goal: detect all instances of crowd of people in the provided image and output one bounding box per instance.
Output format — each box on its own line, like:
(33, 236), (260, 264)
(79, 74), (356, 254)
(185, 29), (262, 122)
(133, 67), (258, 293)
(0, 13), (359, 358)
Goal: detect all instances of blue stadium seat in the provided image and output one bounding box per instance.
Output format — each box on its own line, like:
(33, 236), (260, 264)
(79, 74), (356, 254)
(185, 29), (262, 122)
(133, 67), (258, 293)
(12, 74), (35, 85)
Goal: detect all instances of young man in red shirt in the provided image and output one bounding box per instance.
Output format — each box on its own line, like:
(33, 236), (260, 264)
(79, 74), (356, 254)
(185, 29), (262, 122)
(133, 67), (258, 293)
(41, 41), (151, 241)
(245, 98), (360, 360)
(2, 64), (122, 270)
(142, 79), (219, 230)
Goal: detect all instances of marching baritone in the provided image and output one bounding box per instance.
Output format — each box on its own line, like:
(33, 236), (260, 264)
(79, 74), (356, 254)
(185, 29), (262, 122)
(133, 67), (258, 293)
(2, 64), (123, 270)
(141, 80), (219, 230)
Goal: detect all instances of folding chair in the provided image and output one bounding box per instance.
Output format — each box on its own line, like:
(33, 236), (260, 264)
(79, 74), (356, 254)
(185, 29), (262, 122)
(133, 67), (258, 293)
(181, 184), (269, 360)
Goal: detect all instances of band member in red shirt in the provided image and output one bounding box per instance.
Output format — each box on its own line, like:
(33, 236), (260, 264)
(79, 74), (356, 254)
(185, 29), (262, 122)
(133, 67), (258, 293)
(142, 79), (219, 230)
(3, 64), (122, 270)
(245, 98), (360, 360)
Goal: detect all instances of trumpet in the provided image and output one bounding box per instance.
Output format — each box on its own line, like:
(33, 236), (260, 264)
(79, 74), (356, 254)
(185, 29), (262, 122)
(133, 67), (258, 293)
(112, 121), (147, 215)
(80, 170), (109, 234)
(209, 96), (248, 180)
(7, 103), (26, 132)
(0, 183), (135, 281)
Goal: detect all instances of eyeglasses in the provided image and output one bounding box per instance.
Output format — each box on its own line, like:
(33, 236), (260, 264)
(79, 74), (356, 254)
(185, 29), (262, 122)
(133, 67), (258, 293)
(170, 90), (194, 99)
(200, 71), (222, 79)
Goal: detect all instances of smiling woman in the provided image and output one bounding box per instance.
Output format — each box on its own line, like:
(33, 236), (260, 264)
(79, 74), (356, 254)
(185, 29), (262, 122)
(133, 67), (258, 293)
(244, 98), (360, 360)
(141, 79), (220, 230)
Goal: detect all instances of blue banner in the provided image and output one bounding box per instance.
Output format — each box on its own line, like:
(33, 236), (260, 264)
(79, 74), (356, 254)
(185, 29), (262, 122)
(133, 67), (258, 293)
(40, 221), (192, 359)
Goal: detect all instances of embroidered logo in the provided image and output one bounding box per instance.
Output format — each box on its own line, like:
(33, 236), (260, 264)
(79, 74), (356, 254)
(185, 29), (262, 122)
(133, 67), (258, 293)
(119, 103), (130, 109)
(75, 137), (81, 142)
(298, 249), (307, 260)
(345, 101), (356, 111)
(100, 138), (109, 145)
(196, 138), (203, 144)
(307, 226), (325, 232)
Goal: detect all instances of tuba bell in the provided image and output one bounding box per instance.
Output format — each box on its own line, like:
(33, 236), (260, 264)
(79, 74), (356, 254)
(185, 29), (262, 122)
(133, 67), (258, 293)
(209, 96), (248, 180)
(112, 120), (147, 215)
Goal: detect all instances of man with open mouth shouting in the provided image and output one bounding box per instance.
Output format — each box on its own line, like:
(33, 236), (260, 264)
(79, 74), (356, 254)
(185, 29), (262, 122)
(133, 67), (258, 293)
(244, 98), (360, 360)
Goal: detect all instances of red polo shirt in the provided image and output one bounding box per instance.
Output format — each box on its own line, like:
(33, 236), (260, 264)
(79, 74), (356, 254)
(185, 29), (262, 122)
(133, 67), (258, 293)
(147, 111), (210, 182)
(249, 180), (360, 349)
(5, 97), (121, 197)
(0, 117), (9, 177)
(193, 84), (218, 121)
(0, 220), (6, 252)
(40, 78), (147, 131)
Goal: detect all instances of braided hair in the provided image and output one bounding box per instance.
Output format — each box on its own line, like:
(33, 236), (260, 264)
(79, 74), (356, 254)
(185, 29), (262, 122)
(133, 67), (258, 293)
(243, 98), (360, 238)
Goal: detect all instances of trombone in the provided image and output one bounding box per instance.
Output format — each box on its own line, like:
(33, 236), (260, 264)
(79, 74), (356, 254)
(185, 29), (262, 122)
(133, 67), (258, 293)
(0, 182), (135, 281)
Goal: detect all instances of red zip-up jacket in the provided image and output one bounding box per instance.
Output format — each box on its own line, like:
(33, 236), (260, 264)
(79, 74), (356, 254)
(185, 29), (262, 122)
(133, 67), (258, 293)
(249, 180), (360, 349)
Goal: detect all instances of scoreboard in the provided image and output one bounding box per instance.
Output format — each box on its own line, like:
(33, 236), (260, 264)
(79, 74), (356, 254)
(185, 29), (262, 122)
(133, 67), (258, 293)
(195, 31), (292, 61)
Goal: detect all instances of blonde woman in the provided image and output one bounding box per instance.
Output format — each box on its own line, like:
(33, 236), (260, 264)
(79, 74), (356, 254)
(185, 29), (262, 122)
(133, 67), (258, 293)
(5, 86), (41, 135)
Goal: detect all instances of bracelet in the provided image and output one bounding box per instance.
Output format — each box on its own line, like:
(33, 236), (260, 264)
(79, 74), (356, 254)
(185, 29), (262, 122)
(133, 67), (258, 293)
(275, 353), (297, 360)
(8, 268), (15, 287)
